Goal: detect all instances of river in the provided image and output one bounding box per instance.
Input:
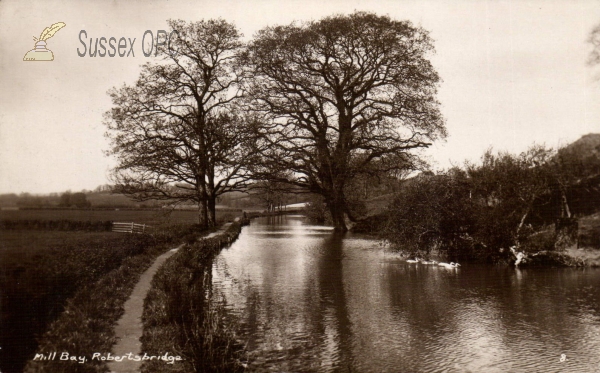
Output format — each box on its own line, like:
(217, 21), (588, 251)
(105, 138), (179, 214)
(211, 215), (600, 372)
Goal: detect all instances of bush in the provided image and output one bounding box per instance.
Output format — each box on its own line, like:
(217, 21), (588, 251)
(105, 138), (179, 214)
(303, 194), (330, 225)
(382, 144), (597, 263)
(352, 212), (389, 234)
(522, 228), (556, 253)
(383, 169), (477, 260)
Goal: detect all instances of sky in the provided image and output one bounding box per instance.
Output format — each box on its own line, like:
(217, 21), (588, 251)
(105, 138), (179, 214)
(1, 0), (599, 194)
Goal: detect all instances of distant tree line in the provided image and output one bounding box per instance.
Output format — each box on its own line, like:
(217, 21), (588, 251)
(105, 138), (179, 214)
(59, 191), (91, 208)
(0, 187), (162, 209)
(0, 191), (90, 209)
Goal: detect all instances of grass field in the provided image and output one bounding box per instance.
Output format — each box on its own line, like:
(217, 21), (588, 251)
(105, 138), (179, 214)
(0, 208), (242, 226)
(0, 207), (242, 372)
(0, 227), (199, 373)
(0, 230), (119, 252)
(20, 228), (188, 373)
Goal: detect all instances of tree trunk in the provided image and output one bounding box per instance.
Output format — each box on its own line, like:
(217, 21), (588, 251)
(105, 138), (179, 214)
(514, 207), (531, 247)
(560, 188), (572, 218)
(517, 211), (528, 235)
(555, 216), (578, 250)
(197, 178), (208, 229)
(328, 191), (348, 232)
(198, 199), (208, 228)
(204, 164), (217, 228)
(208, 194), (217, 228)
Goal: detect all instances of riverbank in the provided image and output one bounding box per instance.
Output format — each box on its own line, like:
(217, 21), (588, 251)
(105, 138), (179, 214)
(352, 210), (600, 267)
(140, 218), (249, 373)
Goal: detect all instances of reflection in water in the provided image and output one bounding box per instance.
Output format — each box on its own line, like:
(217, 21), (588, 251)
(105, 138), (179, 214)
(212, 215), (600, 372)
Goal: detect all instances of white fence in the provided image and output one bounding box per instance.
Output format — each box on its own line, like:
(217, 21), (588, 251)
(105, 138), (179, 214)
(112, 222), (150, 234)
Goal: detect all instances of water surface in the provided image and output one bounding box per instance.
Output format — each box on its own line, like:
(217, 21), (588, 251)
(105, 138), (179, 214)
(212, 215), (600, 372)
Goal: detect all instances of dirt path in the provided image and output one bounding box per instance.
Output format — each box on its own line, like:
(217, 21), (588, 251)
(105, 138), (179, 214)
(107, 222), (235, 373)
(205, 222), (232, 238)
(107, 245), (182, 373)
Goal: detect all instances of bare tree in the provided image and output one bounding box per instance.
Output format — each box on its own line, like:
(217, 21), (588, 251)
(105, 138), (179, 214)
(243, 12), (446, 231)
(203, 111), (255, 224)
(105, 19), (248, 227)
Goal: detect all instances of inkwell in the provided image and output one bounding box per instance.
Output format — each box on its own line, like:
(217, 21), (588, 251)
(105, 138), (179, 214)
(23, 22), (66, 61)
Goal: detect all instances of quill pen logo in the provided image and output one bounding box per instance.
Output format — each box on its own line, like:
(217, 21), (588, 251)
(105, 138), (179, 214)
(23, 22), (66, 61)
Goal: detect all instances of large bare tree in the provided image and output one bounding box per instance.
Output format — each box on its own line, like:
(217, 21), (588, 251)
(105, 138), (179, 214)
(105, 19), (249, 227)
(243, 12), (446, 231)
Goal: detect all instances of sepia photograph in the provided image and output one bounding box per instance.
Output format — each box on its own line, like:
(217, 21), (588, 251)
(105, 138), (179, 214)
(1, 0), (600, 372)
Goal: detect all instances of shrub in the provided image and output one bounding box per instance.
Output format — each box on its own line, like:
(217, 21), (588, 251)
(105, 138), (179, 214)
(522, 228), (556, 253)
(383, 168), (477, 260)
(303, 194), (330, 225)
(382, 144), (596, 262)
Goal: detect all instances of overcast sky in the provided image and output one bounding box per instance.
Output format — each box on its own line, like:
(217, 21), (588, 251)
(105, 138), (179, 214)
(1, 0), (599, 194)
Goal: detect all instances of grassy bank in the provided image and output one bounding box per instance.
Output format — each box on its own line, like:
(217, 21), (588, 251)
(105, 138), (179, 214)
(0, 225), (201, 373)
(140, 220), (249, 373)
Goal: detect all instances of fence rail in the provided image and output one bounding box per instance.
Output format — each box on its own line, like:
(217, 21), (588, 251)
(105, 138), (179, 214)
(112, 222), (150, 234)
